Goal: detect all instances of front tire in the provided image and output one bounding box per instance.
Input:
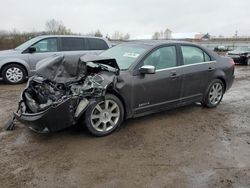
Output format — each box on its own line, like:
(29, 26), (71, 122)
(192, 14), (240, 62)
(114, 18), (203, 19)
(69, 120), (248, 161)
(202, 79), (224, 108)
(1, 64), (26, 84)
(84, 94), (124, 136)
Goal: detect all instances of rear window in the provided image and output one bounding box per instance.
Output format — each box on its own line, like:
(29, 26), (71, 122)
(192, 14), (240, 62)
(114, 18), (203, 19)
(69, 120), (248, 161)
(87, 38), (109, 50)
(181, 46), (211, 65)
(61, 38), (86, 51)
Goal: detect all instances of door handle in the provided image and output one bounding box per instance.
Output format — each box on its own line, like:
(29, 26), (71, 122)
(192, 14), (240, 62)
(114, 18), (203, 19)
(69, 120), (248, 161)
(170, 71), (179, 78)
(208, 67), (215, 71)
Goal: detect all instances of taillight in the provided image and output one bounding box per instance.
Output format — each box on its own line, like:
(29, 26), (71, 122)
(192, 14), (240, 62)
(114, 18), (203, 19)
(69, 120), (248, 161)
(229, 59), (235, 65)
(229, 59), (235, 75)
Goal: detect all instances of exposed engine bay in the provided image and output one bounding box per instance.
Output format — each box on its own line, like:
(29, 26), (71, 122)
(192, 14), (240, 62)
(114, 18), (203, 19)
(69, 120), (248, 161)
(10, 54), (120, 133)
(23, 74), (106, 113)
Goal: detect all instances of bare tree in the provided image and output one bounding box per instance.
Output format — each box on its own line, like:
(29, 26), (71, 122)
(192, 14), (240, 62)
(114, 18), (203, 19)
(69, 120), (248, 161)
(164, 28), (172, 39)
(105, 33), (110, 40)
(111, 31), (123, 40)
(152, 32), (160, 40)
(85, 32), (95, 36)
(45, 19), (58, 33)
(123, 33), (130, 40)
(111, 31), (131, 40)
(94, 30), (103, 37)
(153, 28), (173, 39)
(45, 19), (72, 35)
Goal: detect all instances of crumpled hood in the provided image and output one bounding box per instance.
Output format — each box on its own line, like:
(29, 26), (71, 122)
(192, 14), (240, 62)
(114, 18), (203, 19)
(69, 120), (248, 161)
(35, 54), (119, 83)
(36, 55), (83, 83)
(80, 54), (120, 71)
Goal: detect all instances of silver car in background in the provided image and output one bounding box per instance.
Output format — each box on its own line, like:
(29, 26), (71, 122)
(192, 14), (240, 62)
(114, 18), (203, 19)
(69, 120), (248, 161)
(0, 35), (111, 84)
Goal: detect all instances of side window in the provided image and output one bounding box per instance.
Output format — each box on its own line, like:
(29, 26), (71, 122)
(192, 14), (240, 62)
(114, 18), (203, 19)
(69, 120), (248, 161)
(33, 38), (58, 52)
(61, 38), (85, 51)
(181, 46), (211, 65)
(87, 38), (109, 50)
(204, 53), (211, 62)
(144, 46), (177, 70)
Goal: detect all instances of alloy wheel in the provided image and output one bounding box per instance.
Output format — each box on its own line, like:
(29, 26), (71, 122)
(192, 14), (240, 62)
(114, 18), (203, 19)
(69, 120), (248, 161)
(91, 99), (120, 132)
(5, 67), (23, 83)
(209, 82), (223, 105)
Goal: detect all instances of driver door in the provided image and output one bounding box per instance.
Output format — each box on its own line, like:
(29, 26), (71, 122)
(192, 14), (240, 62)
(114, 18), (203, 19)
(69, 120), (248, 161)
(132, 45), (182, 115)
(27, 37), (60, 72)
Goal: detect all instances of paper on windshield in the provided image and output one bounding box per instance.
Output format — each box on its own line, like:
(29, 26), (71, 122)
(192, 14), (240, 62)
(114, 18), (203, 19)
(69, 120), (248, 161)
(123, 52), (140, 58)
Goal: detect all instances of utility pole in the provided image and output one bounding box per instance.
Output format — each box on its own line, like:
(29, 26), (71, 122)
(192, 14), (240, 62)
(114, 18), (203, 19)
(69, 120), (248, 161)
(234, 30), (238, 38)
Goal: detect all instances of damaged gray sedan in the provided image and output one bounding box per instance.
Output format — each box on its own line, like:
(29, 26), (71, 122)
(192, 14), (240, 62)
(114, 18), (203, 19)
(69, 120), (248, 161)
(11, 41), (235, 136)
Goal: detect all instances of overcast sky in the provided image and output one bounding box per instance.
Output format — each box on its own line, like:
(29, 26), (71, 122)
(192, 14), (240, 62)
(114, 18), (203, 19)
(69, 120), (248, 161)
(1, 0), (249, 37)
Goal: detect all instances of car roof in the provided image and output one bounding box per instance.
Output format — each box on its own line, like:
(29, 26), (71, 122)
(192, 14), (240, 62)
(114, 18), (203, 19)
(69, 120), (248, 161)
(35, 35), (107, 40)
(125, 40), (195, 47)
(121, 40), (218, 58)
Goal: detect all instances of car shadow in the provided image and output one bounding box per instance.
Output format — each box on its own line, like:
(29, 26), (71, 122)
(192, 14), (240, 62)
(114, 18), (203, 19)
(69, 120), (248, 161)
(22, 102), (203, 141)
(121, 103), (202, 129)
(0, 79), (28, 85)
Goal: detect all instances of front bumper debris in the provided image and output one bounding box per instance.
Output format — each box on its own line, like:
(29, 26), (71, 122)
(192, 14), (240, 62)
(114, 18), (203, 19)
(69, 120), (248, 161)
(14, 98), (76, 133)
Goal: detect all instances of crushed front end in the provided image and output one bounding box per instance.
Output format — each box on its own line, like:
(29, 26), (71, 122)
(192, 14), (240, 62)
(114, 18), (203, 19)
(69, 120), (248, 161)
(13, 55), (119, 133)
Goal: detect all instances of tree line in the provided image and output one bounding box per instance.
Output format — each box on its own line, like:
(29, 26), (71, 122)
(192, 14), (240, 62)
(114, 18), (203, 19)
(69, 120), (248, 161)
(0, 19), (130, 50)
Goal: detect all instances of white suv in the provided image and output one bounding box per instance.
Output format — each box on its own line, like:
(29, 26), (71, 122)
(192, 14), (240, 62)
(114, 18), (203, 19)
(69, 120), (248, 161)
(0, 35), (111, 84)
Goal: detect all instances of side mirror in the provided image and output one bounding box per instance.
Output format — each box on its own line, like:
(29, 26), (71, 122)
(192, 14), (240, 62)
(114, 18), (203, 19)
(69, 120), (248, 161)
(139, 65), (156, 74)
(28, 46), (36, 53)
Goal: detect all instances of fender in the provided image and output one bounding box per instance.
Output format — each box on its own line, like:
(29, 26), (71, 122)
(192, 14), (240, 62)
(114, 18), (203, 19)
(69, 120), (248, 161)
(212, 69), (227, 89)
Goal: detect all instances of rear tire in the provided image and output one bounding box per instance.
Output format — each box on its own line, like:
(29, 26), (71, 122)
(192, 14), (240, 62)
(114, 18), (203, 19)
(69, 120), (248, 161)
(84, 94), (124, 136)
(202, 79), (225, 108)
(1, 64), (26, 84)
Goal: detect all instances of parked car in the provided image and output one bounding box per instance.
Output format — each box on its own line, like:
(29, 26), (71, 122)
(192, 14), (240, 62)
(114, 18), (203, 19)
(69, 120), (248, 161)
(0, 35), (111, 84)
(226, 46), (250, 65)
(214, 45), (228, 52)
(12, 40), (235, 136)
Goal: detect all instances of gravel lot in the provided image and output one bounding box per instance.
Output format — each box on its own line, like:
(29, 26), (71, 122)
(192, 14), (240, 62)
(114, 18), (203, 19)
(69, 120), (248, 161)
(0, 65), (250, 188)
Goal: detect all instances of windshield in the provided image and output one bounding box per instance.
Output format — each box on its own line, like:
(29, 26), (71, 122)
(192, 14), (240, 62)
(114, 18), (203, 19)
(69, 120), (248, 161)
(15, 37), (41, 51)
(234, 47), (250, 52)
(100, 44), (148, 69)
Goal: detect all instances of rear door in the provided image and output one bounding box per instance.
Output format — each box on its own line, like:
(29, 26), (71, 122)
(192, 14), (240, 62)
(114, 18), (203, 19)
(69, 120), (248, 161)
(59, 37), (89, 58)
(179, 45), (215, 102)
(132, 45), (182, 115)
(59, 37), (109, 57)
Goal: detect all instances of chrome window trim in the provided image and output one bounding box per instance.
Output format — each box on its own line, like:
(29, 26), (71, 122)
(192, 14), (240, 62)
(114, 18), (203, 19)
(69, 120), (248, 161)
(155, 61), (216, 72)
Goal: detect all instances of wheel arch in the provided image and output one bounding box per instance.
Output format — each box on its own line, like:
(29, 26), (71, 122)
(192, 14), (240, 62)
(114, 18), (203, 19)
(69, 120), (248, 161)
(213, 69), (227, 92)
(106, 87), (128, 120)
(0, 62), (29, 77)
(216, 77), (226, 91)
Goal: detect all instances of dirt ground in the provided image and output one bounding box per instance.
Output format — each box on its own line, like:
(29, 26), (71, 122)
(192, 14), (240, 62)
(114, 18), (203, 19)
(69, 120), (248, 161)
(0, 65), (250, 188)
